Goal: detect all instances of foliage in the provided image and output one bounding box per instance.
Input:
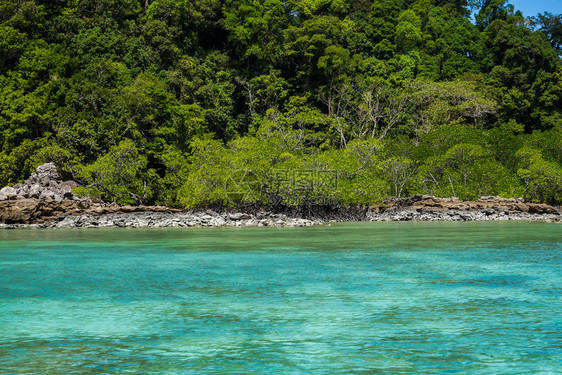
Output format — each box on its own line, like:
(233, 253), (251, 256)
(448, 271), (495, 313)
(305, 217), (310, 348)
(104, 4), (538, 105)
(0, 0), (561, 207)
(75, 140), (149, 205)
(516, 147), (562, 204)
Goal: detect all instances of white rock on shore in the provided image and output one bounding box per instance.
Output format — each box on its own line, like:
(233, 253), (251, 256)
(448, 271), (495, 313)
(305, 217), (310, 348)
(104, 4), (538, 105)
(367, 209), (561, 222)
(51, 211), (320, 229)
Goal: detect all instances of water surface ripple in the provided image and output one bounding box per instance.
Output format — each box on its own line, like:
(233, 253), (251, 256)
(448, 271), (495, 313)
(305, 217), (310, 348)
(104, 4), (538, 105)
(0, 222), (560, 374)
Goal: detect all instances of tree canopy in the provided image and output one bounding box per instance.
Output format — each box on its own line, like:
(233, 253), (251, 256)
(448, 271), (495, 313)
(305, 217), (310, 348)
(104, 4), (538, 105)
(1, 0), (561, 207)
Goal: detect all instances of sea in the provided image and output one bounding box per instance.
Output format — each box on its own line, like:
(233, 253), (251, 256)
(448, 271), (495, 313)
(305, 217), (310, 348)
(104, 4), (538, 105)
(0, 222), (560, 374)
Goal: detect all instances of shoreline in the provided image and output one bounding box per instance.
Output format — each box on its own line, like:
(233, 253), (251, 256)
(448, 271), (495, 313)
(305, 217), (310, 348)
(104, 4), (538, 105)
(0, 210), (322, 229)
(1, 196), (560, 230)
(1, 211), (559, 230)
(1, 164), (560, 229)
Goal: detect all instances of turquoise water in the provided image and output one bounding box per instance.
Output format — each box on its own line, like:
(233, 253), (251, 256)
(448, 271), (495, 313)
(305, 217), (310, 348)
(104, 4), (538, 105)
(0, 222), (560, 374)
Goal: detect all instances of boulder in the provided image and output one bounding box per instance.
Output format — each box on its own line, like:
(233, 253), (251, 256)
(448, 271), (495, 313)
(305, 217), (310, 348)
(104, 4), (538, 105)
(0, 186), (18, 200)
(39, 190), (59, 202)
(36, 163), (60, 181)
(61, 180), (80, 189)
(0, 186), (17, 200)
(228, 212), (252, 220)
(28, 184), (42, 199)
(0, 163), (88, 223)
(0, 199), (40, 223)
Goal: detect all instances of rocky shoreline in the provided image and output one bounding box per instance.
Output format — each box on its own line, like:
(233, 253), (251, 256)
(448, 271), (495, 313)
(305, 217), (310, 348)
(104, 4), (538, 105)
(366, 195), (562, 222)
(0, 163), (320, 229)
(1, 164), (561, 229)
(7, 211), (321, 229)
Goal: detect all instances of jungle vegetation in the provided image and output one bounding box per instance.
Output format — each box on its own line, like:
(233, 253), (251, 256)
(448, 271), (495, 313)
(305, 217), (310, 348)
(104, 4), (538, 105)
(1, 0), (561, 208)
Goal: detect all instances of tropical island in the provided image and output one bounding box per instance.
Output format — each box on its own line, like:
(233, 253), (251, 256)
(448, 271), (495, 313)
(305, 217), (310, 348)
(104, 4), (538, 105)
(1, 0), (561, 226)
(2, 3), (562, 373)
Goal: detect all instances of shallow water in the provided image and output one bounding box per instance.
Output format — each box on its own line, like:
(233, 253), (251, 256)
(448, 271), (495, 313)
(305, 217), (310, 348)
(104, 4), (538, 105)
(0, 222), (560, 374)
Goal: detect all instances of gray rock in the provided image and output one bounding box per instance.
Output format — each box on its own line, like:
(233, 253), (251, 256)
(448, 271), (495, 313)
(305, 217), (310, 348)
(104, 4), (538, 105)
(61, 180), (80, 189)
(28, 184), (42, 198)
(212, 217), (226, 226)
(36, 163), (60, 180)
(0, 186), (17, 200)
(39, 190), (56, 202)
(1, 163), (82, 208)
(61, 184), (74, 198)
(228, 212), (251, 220)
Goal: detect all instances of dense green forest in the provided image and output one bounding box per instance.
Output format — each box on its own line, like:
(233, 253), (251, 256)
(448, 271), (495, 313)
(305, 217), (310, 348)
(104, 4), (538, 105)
(1, 0), (561, 208)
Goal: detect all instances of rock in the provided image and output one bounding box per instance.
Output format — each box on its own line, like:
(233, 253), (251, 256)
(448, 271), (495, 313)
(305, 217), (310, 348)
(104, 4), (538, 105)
(61, 180), (80, 189)
(2, 165), (307, 227)
(212, 217), (226, 226)
(0, 163), (87, 224)
(15, 192), (26, 200)
(36, 163), (60, 180)
(0, 199), (40, 223)
(0, 187), (17, 200)
(61, 184), (74, 198)
(28, 184), (42, 198)
(228, 212), (251, 220)
(39, 190), (56, 202)
(25, 173), (35, 184)
(528, 203), (558, 215)
(367, 194), (562, 222)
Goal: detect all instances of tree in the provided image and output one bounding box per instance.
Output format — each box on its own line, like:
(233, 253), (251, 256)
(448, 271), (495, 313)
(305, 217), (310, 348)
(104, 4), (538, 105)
(516, 147), (562, 204)
(236, 70), (288, 118)
(531, 12), (562, 54)
(417, 142), (521, 199)
(0, 26), (27, 71)
(167, 53), (236, 140)
(0, 0), (561, 209)
(407, 79), (496, 142)
(323, 80), (409, 145)
(223, 0), (288, 67)
(75, 140), (149, 205)
(256, 100), (332, 152)
(385, 157), (416, 198)
(475, 0), (514, 30)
